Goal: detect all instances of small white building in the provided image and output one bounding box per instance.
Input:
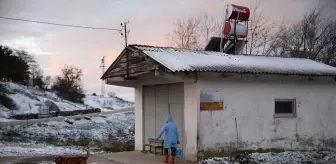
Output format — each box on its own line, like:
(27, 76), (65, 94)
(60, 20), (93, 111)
(102, 45), (336, 162)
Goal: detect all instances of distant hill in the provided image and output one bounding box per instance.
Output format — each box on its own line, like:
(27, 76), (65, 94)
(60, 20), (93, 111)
(0, 82), (133, 119)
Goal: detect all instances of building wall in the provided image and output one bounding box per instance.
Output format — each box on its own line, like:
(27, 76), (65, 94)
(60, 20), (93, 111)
(134, 85), (143, 151)
(196, 73), (336, 151)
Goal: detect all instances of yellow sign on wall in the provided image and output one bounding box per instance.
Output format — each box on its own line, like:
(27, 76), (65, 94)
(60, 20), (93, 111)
(200, 102), (224, 111)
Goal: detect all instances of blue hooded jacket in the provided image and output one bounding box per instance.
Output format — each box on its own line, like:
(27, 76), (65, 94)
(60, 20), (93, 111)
(156, 115), (179, 148)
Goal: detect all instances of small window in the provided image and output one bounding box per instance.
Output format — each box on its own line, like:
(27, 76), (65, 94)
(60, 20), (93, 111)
(274, 99), (296, 117)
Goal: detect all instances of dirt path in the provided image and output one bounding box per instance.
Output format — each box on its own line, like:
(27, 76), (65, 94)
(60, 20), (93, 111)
(0, 155), (122, 164)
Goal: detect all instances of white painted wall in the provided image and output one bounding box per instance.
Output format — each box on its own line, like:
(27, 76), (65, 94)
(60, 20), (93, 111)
(134, 85), (143, 151)
(196, 73), (336, 151)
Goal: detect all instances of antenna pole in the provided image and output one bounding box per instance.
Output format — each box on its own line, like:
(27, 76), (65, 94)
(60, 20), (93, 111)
(100, 56), (106, 96)
(120, 21), (130, 47)
(121, 21), (130, 77)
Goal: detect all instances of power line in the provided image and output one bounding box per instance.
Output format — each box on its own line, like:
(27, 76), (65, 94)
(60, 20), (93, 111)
(0, 16), (121, 31)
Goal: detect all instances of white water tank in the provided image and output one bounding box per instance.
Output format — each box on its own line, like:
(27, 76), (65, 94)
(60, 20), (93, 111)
(223, 21), (248, 37)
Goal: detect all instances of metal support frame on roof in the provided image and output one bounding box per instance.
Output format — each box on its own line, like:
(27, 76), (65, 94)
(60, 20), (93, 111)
(154, 69), (196, 82)
(107, 76), (137, 82)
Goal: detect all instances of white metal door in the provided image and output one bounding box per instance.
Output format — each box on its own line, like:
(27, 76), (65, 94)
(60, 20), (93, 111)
(155, 84), (170, 133)
(143, 83), (184, 148)
(168, 83), (184, 148)
(143, 86), (156, 145)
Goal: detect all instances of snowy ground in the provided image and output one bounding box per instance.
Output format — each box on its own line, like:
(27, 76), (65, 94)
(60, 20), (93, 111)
(2, 112), (134, 141)
(0, 141), (86, 157)
(0, 111), (135, 157)
(0, 82), (133, 119)
(200, 151), (336, 164)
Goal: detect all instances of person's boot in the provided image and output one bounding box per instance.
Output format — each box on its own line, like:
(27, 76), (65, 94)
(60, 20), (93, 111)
(170, 156), (175, 164)
(164, 155), (169, 163)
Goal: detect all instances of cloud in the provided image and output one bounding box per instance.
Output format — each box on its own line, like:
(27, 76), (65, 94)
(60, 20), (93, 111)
(0, 0), (334, 102)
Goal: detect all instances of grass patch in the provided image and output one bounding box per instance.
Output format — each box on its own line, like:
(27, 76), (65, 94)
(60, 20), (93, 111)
(199, 148), (284, 160)
(100, 139), (134, 152)
(0, 129), (29, 142)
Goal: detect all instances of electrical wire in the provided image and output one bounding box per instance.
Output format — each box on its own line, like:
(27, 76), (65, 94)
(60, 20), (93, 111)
(0, 16), (121, 31)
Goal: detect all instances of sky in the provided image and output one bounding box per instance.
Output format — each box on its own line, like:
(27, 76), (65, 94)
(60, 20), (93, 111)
(0, 0), (335, 101)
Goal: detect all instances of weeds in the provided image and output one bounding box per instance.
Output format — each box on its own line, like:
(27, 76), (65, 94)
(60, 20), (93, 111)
(199, 148), (285, 160)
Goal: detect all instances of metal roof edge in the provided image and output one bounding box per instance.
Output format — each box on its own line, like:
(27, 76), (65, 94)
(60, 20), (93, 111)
(101, 47), (128, 79)
(174, 70), (336, 77)
(129, 44), (177, 72)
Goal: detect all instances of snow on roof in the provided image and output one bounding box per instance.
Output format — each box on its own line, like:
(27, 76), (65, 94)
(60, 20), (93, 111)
(131, 45), (336, 76)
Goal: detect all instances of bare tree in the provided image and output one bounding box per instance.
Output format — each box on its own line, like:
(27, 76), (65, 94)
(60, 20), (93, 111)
(198, 14), (222, 45)
(320, 21), (336, 66)
(266, 6), (336, 66)
(246, 2), (275, 55)
(43, 75), (52, 90)
(166, 17), (201, 49)
(15, 50), (45, 86)
(15, 50), (35, 66)
(30, 63), (43, 85)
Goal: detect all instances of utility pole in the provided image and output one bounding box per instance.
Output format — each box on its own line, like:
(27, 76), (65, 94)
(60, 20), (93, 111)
(121, 21), (130, 77)
(120, 21), (130, 47)
(100, 56), (105, 96)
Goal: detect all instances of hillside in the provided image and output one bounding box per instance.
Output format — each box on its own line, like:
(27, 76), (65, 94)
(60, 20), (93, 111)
(84, 94), (133, 110)
(0, 82), (133, 119)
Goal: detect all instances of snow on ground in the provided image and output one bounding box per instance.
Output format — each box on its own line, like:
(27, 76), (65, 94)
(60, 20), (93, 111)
(0, 82), (133, 119)
(84, 94), (133, 110)
(0, 141), (86, 157)
(1, 111), (135, 141)
(200, 151), (336, 164)
(0, 118), (11, 122)
(0, 82), (88, 116)
(0, 111), (135, 158)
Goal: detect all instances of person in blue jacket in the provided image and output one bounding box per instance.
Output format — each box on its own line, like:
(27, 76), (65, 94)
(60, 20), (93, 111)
(156, 114), (180, 164)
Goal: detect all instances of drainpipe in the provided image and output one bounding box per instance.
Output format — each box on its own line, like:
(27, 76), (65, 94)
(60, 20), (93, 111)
(235, 117), (239, 150)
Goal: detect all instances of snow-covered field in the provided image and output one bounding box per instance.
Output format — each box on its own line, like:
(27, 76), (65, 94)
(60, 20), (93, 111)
(1, 112), (134, 141)
(200, 151), (336, 164)
(0, 111), (135, 157)
(0, 141), (86, 157)
(0, 82), (133, 119)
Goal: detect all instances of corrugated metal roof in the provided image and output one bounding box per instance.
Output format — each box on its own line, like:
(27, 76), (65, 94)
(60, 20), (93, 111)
(131, 45), (336, 76)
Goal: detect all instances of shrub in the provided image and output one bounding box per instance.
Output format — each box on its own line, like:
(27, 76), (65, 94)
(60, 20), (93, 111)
(0, 93), (16, 110)
(51, 65), (85, 103)
(0, 83), (10, 94)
